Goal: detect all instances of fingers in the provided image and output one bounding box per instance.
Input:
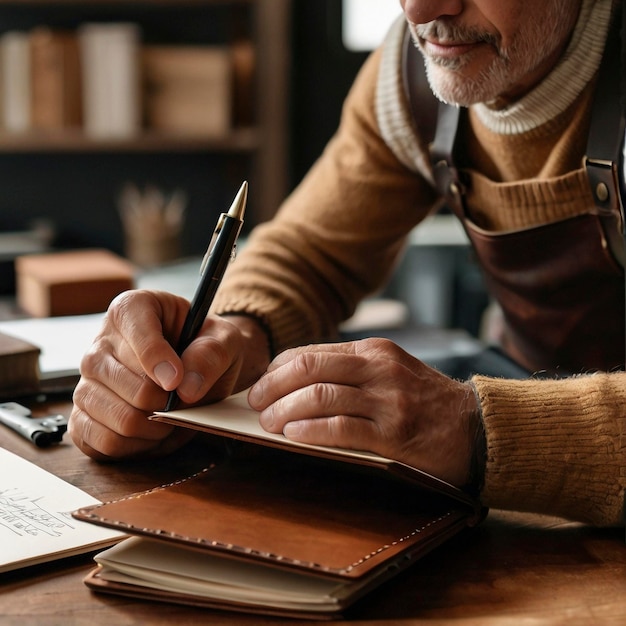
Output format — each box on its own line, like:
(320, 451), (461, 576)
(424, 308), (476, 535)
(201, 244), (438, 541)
(73, 375), (172, 440)
(247, 337), (477, 486)
(70, 378), (177, 460)
(282, 414), (383, 454)
(83, 292), (244, 407)
(250, 338), (415, 408)
(174, 316), (244, 404)
(255, 381), (384, 452)
(249, 339), (414, 447)
(250, 346), (364, 408)
(255, 381), (372, 431)
(79, 337), (169, 411)
(104, 290), (188, 391)
(69, 291), (252, 461)
(267, 337), (417, 371)
(69, 404), (196, 461)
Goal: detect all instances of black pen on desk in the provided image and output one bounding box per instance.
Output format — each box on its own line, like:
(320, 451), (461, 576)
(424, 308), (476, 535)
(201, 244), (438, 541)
(164, 181), (248, 411)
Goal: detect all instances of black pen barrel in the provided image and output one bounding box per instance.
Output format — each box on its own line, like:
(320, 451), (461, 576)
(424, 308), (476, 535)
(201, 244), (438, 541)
(175, 215), (242, 355)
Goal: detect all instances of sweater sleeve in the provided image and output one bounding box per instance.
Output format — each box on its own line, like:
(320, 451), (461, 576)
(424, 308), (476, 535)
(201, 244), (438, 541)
(473, 372), (626, 526)
(212, 46), (438, 354)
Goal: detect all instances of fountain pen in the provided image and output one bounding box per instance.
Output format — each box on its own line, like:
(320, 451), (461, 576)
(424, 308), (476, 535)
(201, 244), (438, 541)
(164, 181), (248, 411)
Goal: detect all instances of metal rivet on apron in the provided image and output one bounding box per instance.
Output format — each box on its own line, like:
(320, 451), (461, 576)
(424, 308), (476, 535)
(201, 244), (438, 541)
(596, 182), (610, 203)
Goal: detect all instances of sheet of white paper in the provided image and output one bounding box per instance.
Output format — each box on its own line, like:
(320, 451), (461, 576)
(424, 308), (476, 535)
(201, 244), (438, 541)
(96, 537), (346, 607)
(0, 447), (124, 573)
(0, 313), (104, 379)
(154, 390), (391, 464)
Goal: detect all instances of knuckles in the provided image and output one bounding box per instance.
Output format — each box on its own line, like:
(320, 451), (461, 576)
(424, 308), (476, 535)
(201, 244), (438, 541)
(304, 381), (339, 408)
(107, 289), (153, 320)
(290, 351), (324, 379)
(196, 334), (234, 371)
(78, 342), (108, 378)
(356, 337), (413, 364)
(130, 377), (167, 412)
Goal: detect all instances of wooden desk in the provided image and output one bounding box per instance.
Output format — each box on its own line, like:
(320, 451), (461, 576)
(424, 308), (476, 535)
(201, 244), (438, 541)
(1, 401), (626, 625)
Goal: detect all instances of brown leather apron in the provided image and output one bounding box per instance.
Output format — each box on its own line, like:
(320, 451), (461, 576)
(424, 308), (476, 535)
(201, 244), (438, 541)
(454, 186), (624, 375)
(402, 18), (626, 376)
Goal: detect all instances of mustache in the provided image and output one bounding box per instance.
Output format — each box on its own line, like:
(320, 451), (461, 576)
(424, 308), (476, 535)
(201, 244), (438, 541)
(413, 21), (500, 48)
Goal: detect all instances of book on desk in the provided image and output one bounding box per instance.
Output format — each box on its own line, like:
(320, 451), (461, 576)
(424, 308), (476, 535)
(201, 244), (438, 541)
(0, 313), (104, 399)
(72, 389), (484, 620)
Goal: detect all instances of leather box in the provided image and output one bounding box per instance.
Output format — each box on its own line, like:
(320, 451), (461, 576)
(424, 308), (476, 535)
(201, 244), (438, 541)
(16, 249), (135, 317)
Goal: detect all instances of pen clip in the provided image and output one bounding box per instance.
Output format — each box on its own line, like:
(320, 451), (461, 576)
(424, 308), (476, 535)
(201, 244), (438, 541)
(200, 213), (227, 275)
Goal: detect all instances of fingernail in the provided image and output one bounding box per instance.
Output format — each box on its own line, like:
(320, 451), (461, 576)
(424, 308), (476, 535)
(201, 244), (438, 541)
(248, 388), (259, 407)
(247, 382), (263, 407)
(179, 371), (204, 399)
(154, 362), (177, 389)
(283, 422), (302, 438)
(258, 408), (274, 430)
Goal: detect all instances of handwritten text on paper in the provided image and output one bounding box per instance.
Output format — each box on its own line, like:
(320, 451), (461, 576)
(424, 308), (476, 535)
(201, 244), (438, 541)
(0, 487), (76, 538)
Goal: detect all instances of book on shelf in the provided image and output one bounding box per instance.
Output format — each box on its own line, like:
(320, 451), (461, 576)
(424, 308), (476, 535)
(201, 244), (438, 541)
(142, 45), (232, 136)
(78, 22), (142, 139)
(230, 38), (255, 127)
(1, 28), (83, 134)
(29, 27), (82, 130)
(0, 23), (241, 140)
(72, 390), (484, 620)
(1, 31), (31, 132)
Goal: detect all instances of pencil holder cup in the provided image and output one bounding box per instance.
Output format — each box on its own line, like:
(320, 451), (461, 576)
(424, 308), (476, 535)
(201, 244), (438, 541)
(118, 183), (187, 268)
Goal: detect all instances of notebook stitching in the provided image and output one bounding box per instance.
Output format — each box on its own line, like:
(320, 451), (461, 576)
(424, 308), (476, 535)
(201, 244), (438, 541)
(76, 467), (459, 575)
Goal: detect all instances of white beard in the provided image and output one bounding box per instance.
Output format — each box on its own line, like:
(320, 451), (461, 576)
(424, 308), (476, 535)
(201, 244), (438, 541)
(408, 1), (577, 106)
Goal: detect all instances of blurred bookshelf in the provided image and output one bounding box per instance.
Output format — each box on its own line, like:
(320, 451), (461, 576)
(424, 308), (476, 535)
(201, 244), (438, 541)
(0, 0), (291, 260)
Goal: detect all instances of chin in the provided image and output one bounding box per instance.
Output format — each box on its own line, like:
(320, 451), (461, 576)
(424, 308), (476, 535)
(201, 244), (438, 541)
(424, 62), (508, 107)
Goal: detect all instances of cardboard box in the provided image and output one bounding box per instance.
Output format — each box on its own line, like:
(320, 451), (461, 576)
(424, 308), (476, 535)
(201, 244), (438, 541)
(16, 249), (135, 317)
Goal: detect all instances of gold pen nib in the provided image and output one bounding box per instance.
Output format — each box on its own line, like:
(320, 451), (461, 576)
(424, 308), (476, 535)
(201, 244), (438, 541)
(200, 181), (248, 275)
(227, 180), (248, 220)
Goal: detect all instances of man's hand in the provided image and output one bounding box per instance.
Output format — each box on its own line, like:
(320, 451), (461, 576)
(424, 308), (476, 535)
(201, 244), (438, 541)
(69, 289), (270, 461)
(248, 338), (480, 487)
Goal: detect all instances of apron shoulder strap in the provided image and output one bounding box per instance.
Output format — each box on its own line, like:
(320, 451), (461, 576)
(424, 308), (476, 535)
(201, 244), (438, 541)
(584, 11), (625, 234)
(401, 27), (464, 213)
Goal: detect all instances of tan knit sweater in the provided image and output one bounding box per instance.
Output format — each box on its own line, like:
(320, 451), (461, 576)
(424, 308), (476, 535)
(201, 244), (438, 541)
(213, 0), (626, 526)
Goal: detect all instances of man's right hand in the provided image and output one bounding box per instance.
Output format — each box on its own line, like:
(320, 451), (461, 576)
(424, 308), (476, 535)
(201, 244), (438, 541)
(69, 289), (270, 461)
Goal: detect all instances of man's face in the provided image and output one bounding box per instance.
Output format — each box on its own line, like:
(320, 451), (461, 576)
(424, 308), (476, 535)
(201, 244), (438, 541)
(400, 0), (582, 106)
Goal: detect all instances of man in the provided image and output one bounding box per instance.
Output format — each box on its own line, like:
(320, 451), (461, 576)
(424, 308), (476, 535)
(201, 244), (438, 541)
(70, 0), (626, 527)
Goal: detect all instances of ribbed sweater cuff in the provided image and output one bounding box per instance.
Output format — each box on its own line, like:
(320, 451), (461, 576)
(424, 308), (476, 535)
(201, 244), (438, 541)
(472, 373), (626, 526)
(211, 290), (327, 357)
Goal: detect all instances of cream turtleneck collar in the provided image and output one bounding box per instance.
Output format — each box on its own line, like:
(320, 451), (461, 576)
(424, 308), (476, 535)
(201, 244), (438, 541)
(474, 0), (613, 134)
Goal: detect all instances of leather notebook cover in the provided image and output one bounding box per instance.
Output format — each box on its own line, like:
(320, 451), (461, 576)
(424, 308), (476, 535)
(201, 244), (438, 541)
(74, 441), (482, 619)
(150, 388), (480, 509)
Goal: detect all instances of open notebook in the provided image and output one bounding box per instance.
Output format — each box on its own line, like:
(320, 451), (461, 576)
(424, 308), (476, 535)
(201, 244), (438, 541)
(0, 447), (124, 573)
(73, 390), (484, 620)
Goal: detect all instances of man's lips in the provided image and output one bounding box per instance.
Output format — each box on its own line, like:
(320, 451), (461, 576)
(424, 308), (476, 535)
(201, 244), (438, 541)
(421, 39), (483, 59)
